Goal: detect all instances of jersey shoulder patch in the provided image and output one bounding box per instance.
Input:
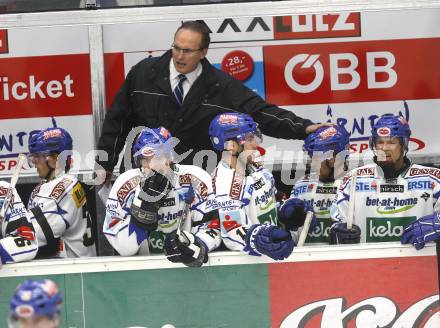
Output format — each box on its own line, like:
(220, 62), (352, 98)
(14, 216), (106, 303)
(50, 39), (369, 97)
(71, 182), (86, 208)
(49, 177), (74, 200)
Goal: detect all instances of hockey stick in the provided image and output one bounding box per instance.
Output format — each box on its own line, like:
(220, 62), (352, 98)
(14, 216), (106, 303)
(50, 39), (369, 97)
(174, 164), (213, 241)
(297, 211), (313, 247)
(437, 240), (440, 298)
(0, 154), (27, 221)
(346, 170), (357, 230)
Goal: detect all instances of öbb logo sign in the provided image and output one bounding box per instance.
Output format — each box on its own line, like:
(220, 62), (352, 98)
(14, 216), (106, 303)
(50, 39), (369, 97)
(264, 38), (440, 105)
(283, 51), (396, 93)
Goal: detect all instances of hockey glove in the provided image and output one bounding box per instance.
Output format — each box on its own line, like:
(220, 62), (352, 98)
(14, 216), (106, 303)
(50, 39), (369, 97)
(131, 171), (172, 232)
(401, 212), (440, 250)
(278, 198), (317, 232)
(164, 231), (208, 267)
(180, 185), (194, 205)
(244, 224), (294, 261)
(329, 222), (361, 244)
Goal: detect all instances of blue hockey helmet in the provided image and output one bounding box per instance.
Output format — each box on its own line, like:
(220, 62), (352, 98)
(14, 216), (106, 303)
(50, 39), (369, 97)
(9, 279), (62, 320)
(209, 113), (260, 151)
(28, 127), (73, 156)
(370, 114), (411, 150)
(303, 125), (350, 157)
(133, 127), (173, 166)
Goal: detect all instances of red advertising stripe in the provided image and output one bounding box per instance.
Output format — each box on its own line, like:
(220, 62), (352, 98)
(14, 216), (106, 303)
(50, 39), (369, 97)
(269, 256), (438, 327)
(104, 53), (125, 110)
(264, 38), (440, 105)
(0, 54), (92, 119)
(0, 29), (8, 54)
(273, 12), (360, 40)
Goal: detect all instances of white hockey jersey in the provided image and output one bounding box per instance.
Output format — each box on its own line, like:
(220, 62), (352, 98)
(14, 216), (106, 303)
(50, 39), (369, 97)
(103, 164), (216, 256)
(194, 161), (278, 252)
(28, 174), (96, 258)
(0, 181), (37, 265)
(289, 174), (341, 244)
(332, 163), (440, 243)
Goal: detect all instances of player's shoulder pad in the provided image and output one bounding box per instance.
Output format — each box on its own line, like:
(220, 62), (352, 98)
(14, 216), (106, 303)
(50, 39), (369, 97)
(47, 175), (77, 201)
(405, 164), (440, 181)
(174, 164), (213, 195)
(111, 169), (142, 206)
(0, 180), (11, 189)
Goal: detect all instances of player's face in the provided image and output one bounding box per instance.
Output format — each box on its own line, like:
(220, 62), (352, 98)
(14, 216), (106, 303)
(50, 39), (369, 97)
(172, 28), (208, 75)
(141, 155), (170, 174)
(30, 154), (58, 179)
(241, 131), (263, 163)
(374, 136), (403, 165)
(12, 316), (59, 328)
(30, 154), (50, 179)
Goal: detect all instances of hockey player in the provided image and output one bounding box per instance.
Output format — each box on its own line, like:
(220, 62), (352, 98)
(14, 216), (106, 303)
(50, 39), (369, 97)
(27, 127), (95, 258)
(165, 113), (295, 263)
(278, 125), (350, 244)
(103, 127), (214, 267)
(0, 181), (37, 266)
(8, 279), (62, 328)
(331, 113), (440, 244)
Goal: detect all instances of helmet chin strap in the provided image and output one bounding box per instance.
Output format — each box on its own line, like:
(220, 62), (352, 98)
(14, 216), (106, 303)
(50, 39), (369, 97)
(44, 160), (55, 181)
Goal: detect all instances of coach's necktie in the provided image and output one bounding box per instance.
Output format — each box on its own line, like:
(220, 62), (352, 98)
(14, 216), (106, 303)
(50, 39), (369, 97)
(173, 74), (187, 106)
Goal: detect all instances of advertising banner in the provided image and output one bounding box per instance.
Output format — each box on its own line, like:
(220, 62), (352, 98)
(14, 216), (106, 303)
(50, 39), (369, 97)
(0, 26), (94, 176)
(103, 8), (440, 166)
(269, 256), (439, 327)
(0, 247), (437, 327)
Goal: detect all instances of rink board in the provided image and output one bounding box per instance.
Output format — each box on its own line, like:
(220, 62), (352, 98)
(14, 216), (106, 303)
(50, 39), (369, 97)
(0, 243), (438, 328)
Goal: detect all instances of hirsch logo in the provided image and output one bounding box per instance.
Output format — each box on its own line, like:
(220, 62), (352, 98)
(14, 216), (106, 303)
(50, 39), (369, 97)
(284, 51), (397, 93)
(380, 184), (404, 193)
(0, 30), (8, 54)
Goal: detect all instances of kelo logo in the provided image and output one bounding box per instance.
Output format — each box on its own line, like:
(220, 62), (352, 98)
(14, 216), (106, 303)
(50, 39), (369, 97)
(0, 30), (8, 54)
(284, 51), (396, 94)
(307, 219), (332, 243)
(280, 295), (439, 327)
(366, 216), (414, 242)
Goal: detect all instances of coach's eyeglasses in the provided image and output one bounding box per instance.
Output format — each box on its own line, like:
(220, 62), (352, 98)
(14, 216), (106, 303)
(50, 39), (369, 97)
(171, 44), (203, 55)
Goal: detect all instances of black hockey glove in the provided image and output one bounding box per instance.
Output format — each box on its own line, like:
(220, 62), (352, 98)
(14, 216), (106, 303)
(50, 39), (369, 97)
(164, 231), (208, 267)
(131, 171), (172, 232)
(329, 222), (361, 244)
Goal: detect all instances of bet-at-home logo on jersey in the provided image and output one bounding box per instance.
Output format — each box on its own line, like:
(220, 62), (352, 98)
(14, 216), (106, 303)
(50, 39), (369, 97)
(366, 216), (415, 242)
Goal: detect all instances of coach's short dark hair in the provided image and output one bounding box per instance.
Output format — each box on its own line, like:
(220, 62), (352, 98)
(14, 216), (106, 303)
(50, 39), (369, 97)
(176, 21), (211, 49)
